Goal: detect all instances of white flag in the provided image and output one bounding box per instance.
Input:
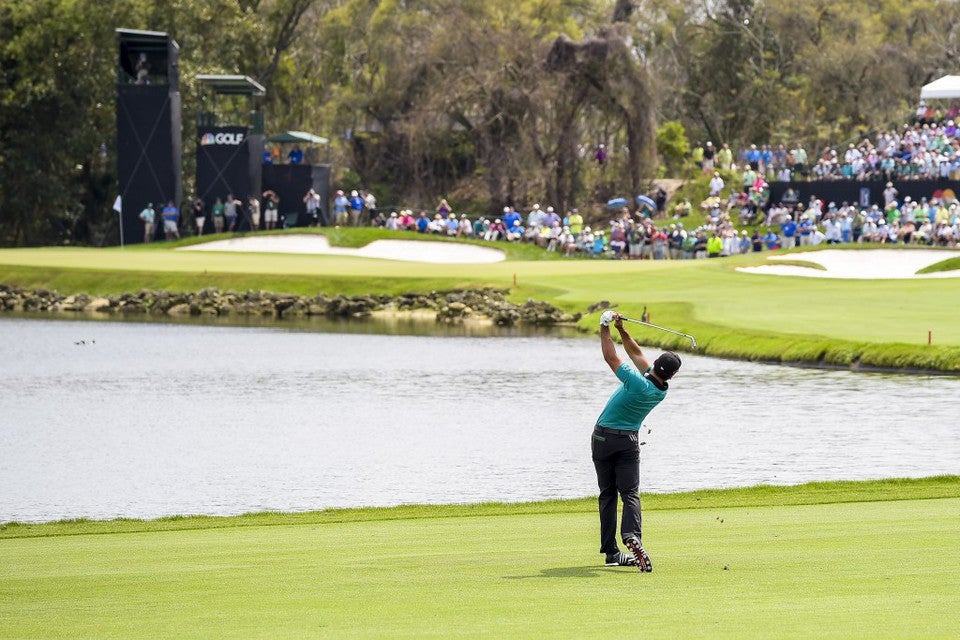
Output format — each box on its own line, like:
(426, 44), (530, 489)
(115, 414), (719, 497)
(113, 195), (122, 213)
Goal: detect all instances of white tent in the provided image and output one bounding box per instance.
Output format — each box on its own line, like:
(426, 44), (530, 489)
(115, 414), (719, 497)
(920, 75), (960, 100)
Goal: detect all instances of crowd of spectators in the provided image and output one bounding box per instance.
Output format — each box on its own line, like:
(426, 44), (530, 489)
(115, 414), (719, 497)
(758, 191), (960, 248)
(371, 200), (765, 260)
(695, 102), (960, 183)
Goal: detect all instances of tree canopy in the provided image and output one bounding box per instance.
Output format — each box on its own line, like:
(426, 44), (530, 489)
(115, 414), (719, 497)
(2, 0), (959, 245)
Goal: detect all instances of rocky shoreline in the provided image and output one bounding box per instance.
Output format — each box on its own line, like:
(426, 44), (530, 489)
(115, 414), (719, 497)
(0, 285), (582, 326)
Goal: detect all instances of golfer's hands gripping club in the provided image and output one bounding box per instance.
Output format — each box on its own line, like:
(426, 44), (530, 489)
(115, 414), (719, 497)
(599, 310), (618, 327)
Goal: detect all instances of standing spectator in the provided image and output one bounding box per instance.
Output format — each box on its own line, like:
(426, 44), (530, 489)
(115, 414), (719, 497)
(139, 203), (156, 243)
(348, 190), (364, 227)
(717, 143), (733, 170)
(706, 232), (723, 258)
(702, 141), (716, 172)
(191, 197), (206, 236)
(437, 198), (452, 216)
(883, 182), (899, 207)
(746, 144), (761, 170)
(708, 171), (725, 197)
(763, 228), (779, 251)
(224, 193), (240, 232)
(798, 215), (815, 246)
(793, 145), (808, 179)
(781, 215), (797, 249)
(304, 189), (321, 227)
(287, 144), (304, 164)
(211, 197), (225, 234)
(161, 200), (180, 240)
(262, 190), (279, 230)
(595, 144), (607, 165)
(364, 190), (378, 225)
(248, 195), (260, 231)
(262, 145), (273, 165)
(333, 190), (349, 226)
(738, 230), (751, 254)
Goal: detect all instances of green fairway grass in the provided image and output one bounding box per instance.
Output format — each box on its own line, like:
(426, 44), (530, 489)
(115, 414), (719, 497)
(3, 232), (960, 370)
(2, 478), (958, 639)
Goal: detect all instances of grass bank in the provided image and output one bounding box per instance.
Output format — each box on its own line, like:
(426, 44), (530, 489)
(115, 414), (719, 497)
(2, 232), (960, 371)
(1, 477), (958, 638)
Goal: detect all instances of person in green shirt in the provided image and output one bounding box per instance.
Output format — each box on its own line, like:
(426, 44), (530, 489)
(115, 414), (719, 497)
(211, 197), (225, 234)
(568, 209), (583, 237)
(717, 143), (733, 170)
(706, 232), (723, 257)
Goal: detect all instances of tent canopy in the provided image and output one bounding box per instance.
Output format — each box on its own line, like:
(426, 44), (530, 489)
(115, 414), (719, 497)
(266, 130), (329, 144)
(920, 75), (960, 100)
(196, 74), (266, 97)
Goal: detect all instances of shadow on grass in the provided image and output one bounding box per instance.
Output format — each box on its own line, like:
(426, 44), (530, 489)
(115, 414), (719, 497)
(503, 565), (637, 579)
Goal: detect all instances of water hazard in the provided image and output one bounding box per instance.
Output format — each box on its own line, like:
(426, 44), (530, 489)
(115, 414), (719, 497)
(1, 317), (958, 522)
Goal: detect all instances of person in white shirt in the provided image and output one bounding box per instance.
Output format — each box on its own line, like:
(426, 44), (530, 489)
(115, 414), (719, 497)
(708, 172), (725, 197)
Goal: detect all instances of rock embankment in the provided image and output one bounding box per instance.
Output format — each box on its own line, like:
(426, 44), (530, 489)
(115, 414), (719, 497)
(0, 285), (580, 326)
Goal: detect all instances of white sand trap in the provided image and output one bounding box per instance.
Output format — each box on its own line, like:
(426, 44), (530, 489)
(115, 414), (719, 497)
(737, 249), (960, 279)
(178, 234), (506, 264)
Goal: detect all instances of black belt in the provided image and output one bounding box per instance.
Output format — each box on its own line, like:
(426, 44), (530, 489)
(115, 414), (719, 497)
(595, 425), (638, 436)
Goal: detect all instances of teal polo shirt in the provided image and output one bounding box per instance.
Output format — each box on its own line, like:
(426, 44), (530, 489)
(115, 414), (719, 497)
(595, 363), (667, 431)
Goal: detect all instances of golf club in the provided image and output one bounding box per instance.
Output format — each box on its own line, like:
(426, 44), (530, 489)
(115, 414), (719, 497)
(620, 316), (698, 349)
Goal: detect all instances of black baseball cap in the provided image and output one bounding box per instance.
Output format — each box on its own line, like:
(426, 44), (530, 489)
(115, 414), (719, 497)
(653, 352), (682, 380)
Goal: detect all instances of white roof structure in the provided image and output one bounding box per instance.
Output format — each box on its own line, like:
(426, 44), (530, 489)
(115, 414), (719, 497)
(920, 75), (960, 100)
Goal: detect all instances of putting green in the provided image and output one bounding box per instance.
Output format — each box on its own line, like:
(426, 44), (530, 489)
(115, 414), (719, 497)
(2, 478), (958, 638)
(2, 231), (960, 369)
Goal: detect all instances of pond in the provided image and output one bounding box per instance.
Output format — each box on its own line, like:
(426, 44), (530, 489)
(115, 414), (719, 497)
(2, 316), (958, 523)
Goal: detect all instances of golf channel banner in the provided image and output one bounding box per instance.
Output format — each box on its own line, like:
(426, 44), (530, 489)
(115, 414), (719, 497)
(196, 126), (251, 203)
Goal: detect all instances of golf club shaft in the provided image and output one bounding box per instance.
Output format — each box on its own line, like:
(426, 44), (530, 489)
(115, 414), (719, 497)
(620, 316), (697, 347)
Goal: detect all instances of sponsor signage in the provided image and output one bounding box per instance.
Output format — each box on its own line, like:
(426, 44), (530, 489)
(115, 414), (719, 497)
(200, 131), (246, 146)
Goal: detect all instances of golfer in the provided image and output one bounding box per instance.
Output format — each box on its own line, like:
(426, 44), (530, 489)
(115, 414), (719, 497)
(593, 310), (681, 571)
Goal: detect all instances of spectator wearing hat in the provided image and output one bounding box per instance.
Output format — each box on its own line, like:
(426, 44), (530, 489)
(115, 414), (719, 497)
(502, 206), (523, 241)
(348, 190), (364, 227)
(708, 171), (725, 197)
(333, 190), (349, 226)
(445, 212), (459, 236)
(781, 215), (797, 249)
(457, 214), (472, 237)
(702, 141), (715, 173)
(383, 211), (399, 230)
(139, 203), (156, 243)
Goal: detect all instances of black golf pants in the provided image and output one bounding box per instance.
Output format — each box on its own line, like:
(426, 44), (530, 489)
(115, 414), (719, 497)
(591, 427), (642, 556)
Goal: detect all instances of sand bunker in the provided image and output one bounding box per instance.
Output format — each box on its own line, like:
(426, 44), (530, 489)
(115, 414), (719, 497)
(178, 234), (506, 264)
(737, 249), (960, 279)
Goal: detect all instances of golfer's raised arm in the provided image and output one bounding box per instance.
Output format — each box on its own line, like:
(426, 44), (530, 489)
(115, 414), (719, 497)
(600, 312), (624, 373)
(613, 315), (652, 372)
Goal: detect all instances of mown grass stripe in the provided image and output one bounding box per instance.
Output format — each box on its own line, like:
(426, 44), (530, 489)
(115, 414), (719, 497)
(3, 476), (957, 540)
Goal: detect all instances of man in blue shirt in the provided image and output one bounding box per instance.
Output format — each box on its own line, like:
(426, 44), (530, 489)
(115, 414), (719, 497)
(781, 216), (797, 249)
(502, 206), (523, 241)
(593, 310), (681, 571)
